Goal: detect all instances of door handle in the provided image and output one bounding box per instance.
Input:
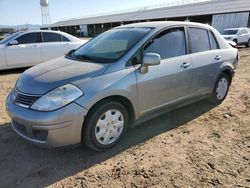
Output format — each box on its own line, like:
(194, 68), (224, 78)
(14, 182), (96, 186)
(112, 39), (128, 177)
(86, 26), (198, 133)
(181, 62), (191, 68)
(215, 55), (222, 61)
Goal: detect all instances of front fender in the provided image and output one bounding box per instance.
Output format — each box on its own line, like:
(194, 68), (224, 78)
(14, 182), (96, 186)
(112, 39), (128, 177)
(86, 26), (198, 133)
(74, 67), (139, 117)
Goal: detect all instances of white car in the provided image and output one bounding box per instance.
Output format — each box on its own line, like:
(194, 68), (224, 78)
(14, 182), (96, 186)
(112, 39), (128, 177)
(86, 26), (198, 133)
(222, 27), (250, 47)
(0, 30), (86, 70)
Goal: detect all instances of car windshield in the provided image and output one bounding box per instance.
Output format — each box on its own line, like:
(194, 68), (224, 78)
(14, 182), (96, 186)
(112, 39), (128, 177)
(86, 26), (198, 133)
(71, 27), (152, 63)
(223, 29), (238, 35)
(0, 32), (21, 44)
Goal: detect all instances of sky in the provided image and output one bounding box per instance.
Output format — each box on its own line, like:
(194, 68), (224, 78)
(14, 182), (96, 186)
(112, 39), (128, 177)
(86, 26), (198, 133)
(0, 0), (185, 25)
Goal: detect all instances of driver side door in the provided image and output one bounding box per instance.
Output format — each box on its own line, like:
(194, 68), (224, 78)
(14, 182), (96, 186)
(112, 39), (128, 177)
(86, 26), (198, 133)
(135, 27), (193, 116)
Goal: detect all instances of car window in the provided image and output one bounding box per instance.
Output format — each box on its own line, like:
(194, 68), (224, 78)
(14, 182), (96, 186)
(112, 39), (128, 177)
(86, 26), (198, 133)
(189, 27), (210, 53)
(208, 31), (219, 50)
(16, 32), (42, 44)
(223, 29), (238, 35)
(42, 32), (62, 42)
(144, 27), (186, 59)
(62, 35), (70, 42)
(243, 29), (248, 34)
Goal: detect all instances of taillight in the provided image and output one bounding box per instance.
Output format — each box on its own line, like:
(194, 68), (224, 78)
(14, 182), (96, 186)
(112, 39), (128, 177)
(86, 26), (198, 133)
(237, 51), (240, 61)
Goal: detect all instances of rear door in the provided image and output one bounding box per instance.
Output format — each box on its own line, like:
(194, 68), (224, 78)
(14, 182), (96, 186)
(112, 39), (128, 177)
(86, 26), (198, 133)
(41, 32), (70, 62)
(237, 29), (246, 44)
(136, 27), (193, 115)
(188, 27), (222, 95)
(4, 32), (42, 67)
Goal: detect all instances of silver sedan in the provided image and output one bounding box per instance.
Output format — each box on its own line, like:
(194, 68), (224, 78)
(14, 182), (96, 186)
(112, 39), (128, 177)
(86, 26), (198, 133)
(6, 21), (239, 151)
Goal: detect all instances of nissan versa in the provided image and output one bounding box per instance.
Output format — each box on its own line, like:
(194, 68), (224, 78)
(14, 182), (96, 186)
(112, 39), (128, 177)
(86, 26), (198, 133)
(6, 22), (239, 151)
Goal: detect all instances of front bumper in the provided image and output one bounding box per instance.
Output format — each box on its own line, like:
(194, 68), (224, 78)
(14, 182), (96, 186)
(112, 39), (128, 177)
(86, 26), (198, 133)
(6, 90), (88, 147)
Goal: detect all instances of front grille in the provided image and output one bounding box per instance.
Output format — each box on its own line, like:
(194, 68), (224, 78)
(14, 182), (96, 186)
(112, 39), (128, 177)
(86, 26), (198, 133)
(14, 90), (40, 108)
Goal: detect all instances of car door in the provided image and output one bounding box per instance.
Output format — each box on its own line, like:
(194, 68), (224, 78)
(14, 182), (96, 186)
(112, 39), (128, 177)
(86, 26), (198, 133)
(4, 32), (42, 67)
(188, 27), (222, 95)
(41, 32), (70, 62)
(241, 29), (249, 43)
(135, 27), (193, 115)
(237, 29), (245, 44)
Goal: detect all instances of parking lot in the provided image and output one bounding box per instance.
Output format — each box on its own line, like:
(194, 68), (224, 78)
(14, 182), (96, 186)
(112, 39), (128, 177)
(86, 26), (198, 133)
(0, 48), (249, 187)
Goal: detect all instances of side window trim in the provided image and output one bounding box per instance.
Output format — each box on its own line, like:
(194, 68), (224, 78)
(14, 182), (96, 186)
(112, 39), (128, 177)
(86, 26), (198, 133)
(184, 26), (192, 54)
(41, 32), (44, 42)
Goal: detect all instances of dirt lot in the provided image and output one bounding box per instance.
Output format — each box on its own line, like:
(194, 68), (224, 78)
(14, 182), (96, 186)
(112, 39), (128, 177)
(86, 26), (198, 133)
(0, 48), (249, 188)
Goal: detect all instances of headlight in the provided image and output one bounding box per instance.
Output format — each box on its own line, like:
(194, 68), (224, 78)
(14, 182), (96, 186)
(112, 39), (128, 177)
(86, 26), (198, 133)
(30, 84), (83, 111)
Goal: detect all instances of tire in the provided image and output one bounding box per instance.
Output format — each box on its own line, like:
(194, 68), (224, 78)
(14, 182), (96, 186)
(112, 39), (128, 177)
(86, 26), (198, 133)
(209, 73), (231, 104)
(246, 39), (250, 48)
(233, 39), (238, 45)
(82, 100), (129, 151)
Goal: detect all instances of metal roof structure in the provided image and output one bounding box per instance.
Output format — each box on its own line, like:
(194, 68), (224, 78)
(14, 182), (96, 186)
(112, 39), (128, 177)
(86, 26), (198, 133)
(46, 0), (250, 28)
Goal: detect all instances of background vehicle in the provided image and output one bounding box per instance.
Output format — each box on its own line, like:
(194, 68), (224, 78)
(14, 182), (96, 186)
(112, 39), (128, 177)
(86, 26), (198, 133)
(222, 27), (250, 47)
(6, 22), (239, 151)
(0, 30), (85, 70)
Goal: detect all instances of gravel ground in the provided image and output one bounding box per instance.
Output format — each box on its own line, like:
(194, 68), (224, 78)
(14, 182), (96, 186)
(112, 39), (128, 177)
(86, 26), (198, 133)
(0, 48), (249, 188)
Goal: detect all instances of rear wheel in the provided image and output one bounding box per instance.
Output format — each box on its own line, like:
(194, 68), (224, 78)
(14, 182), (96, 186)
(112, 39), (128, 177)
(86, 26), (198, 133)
(209, 73), (231, 104)
(82, 100), (129, 151)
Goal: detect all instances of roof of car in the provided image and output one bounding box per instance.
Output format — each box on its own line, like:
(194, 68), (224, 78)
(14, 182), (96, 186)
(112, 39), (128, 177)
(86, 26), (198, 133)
(117, 21), (212, 29)
(17, 30), (82, 42)
(22, 30), (67, 34)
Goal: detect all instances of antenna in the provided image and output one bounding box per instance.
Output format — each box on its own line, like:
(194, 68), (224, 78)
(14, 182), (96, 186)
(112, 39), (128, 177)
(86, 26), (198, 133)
(40, 0), (51, 25)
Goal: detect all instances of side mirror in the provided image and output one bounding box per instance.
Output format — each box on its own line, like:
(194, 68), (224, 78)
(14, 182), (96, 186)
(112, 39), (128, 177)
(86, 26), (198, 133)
(140, 53), (161, 74)
(8, 40), (19, 46)
(67, 49), (76, 56)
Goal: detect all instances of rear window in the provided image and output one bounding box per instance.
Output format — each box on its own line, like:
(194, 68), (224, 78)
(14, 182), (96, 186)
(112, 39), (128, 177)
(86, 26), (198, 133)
(62, 35), (70, 42)
(42, 32), (62, 42)
(208, 31), (219, 50)
(188, 27), (210, 53)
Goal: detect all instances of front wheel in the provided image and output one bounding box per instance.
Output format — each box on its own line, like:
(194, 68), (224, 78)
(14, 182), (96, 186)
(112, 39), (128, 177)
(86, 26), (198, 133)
(82, 100), (129, 151)
(209, 73), (231, 104)
(233, 39), (238, 45)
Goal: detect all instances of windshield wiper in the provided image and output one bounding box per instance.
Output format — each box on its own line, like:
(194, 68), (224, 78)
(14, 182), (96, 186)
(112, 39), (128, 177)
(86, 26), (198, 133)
(74, 54), (99, 62)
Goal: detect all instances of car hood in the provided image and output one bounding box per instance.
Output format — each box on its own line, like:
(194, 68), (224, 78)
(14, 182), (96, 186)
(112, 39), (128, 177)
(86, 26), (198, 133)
(16, 57), (108, 95)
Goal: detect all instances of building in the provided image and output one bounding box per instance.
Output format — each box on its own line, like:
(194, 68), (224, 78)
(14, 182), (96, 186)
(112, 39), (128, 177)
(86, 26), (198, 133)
(0, 28), (15, 35)
(41, 0), (250, 37)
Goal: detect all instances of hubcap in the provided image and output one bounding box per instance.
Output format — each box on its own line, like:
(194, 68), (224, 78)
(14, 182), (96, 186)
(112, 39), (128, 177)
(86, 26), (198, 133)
(95, 109), (124, 145)
(216, 78), (228, 100)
